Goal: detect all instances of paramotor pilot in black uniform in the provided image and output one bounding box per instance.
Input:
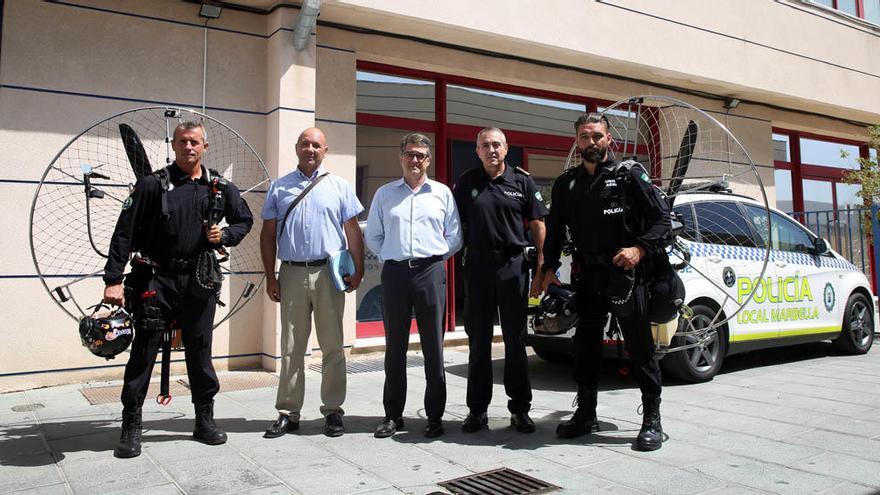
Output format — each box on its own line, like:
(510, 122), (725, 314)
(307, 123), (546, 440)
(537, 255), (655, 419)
(103, 121), (253, 458)
(540, 113), (671, 451)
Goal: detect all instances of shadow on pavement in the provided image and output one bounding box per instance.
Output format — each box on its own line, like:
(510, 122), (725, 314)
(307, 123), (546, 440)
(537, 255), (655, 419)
(386, 416), (632, 450)
(445, 355), (644, 394)
(0, 414), (396, 467)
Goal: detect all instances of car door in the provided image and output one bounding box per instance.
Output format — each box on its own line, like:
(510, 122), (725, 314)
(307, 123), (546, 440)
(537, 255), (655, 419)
(746, 206), (842, 340)
(690, 200), (778, 343)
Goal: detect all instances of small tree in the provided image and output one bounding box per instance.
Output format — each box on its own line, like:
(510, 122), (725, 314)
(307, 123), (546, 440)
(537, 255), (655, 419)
(842, 124), (880, 233)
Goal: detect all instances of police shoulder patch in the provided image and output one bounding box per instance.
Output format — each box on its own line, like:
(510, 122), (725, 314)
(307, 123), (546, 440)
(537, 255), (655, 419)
(640, 172), (651, 183)
(535, 191), (543, 201)
(122, 196), (133, 210)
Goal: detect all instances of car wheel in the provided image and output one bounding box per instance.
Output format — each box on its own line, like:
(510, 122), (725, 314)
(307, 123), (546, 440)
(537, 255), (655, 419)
(532, 345), (572, 363)
(662, 303), (727, 383)
(833, 293), (874, 355)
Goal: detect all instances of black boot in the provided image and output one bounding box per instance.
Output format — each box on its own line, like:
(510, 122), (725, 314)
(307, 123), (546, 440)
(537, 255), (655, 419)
(114, 406), (142, 458)
(556, 388), (598, 439)
(193, 401), (227, 445)
(635, 394), (663, 451)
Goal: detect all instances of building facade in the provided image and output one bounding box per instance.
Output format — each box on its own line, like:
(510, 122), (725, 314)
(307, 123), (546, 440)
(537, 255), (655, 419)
(1, 0), (878, 390)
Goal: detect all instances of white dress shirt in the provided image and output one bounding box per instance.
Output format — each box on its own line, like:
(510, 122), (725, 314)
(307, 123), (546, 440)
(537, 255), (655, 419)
(365, 178), (462, 262)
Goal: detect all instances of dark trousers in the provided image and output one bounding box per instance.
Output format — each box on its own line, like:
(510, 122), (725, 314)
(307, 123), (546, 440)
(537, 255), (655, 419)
(463, 251), (531, 414)
(573, 266), (661, 397)
(381, 259), (447, 419)
(121, 271), (220, 408)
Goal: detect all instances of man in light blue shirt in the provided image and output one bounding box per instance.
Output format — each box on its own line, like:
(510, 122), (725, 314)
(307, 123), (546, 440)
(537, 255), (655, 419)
(260, 127), (364, 439)
(365, 133), (462, 438)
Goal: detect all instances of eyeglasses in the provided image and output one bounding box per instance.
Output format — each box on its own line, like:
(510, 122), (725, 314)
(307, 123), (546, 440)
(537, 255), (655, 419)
(402, 151), (429, 162)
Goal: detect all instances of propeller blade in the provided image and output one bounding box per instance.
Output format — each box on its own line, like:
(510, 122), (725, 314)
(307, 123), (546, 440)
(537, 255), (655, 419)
(118, 123), (153, 180)
(667, 120), (698, 196)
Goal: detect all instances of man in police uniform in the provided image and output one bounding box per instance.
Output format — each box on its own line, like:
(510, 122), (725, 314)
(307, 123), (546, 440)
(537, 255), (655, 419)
(541, 113), (671, 451)
(453, 127), (548, 433)
(103, 121), (254, 458)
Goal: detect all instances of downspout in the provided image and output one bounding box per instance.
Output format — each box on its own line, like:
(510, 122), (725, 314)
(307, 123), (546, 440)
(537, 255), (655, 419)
(292, 0), (321, 50)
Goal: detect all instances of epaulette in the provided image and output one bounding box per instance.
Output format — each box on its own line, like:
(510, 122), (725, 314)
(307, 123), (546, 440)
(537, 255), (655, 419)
(513, 166), (530, 176)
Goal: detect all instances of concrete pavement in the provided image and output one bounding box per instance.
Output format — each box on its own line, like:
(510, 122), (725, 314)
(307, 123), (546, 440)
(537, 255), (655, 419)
(2, 342), (880, 494)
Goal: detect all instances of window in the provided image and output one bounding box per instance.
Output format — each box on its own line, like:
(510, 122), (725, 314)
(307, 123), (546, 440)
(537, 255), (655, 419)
(810, 0), (879, 23)
(800, 138), (861, 169)
(803, 179), (834, 213)
(772, 133), (790, 162)
(672, 204), (698, 241)
(836, 182), (863, 209)
(743, 204), (771, 248)
(772, 129), (869, 215)
(771, 211), (815, 254)
(446, 84), (585, 137)
(693, 202), (759, 247)
(744, 205), (814, 254)
(774, 169), (793, 213)
(356, 71), (434, 123)
(867, 0), (880, 23)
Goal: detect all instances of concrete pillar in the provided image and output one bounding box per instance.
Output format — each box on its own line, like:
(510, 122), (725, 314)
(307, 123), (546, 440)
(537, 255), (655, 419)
(261, 8), (318, 371)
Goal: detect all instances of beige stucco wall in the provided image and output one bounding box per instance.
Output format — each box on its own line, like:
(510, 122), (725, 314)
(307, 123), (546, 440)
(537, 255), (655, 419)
(322, 0), (880, 127)
(0, 0), (344, 391)
(0, 0), (876, 390)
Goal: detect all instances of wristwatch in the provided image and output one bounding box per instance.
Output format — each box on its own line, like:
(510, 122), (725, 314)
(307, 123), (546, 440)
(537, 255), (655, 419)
(220, 229), (230, 245)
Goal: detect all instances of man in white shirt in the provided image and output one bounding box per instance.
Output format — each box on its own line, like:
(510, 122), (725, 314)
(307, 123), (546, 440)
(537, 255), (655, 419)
(365, 133), (463, 438)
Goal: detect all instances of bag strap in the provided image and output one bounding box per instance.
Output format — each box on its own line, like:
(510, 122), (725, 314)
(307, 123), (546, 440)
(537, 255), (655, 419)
(206, 168), (227, 226)
(157, 330), (172, 405)
(155, 167), (171, 220)
(278, 172), (328, 238)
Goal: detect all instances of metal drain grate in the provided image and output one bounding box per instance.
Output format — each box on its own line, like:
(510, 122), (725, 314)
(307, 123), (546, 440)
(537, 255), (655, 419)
(308, 355), (425, 374)
(439, 468), (559, 495)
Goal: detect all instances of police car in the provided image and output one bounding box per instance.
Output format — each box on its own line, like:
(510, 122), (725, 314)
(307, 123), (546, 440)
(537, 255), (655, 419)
(527, 189), (876, 382)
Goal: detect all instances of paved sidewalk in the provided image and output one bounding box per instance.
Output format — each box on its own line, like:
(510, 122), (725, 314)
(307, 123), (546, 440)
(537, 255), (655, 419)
(2, 342), (880, 494)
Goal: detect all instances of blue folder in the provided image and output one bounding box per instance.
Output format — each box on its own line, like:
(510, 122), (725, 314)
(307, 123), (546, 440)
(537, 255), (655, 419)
(329, 249), (355, 292)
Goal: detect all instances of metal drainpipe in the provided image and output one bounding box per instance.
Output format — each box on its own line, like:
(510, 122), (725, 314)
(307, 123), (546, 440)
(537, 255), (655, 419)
(293, 0), (321, 51)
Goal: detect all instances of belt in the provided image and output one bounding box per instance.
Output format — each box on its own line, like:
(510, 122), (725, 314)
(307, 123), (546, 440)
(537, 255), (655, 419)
(387, 255), (444, 269)
(282, 258), (328, 267)
(132, 255), (194, 272)
(470, 246), (525, 257)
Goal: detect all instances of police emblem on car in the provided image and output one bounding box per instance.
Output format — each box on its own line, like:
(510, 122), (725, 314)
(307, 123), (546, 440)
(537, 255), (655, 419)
(723, 267), (736, 287)
(824, 282), (835, 312)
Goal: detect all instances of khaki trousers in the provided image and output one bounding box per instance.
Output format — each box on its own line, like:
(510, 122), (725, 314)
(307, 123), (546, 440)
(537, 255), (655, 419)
(275, 263), (346, 419)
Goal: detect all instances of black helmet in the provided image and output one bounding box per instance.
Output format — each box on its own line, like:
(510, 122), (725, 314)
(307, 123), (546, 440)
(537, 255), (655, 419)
(532, 284), (578, 335)
(647, 257), (686, 323)
(78, 304), (134, 360)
